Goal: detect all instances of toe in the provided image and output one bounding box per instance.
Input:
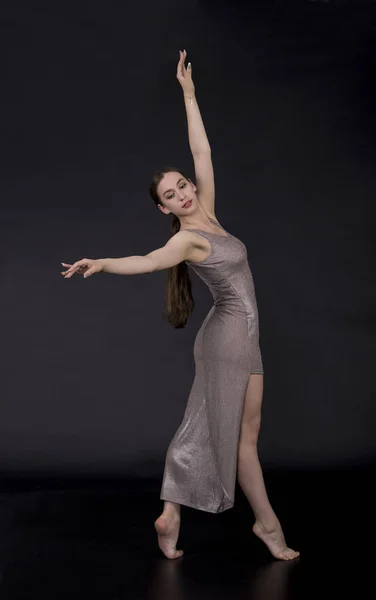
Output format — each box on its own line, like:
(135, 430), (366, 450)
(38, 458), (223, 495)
(169, 549), (184, 559)
(285, 549), (300, 560)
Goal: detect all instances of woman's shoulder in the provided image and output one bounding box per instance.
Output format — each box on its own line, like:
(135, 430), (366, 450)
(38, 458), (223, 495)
(174, 229), (209, 244)
(169, 229), (211, 261)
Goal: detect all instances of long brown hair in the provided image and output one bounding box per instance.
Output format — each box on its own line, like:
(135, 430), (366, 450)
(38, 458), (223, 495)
(149, 167), (194, 329)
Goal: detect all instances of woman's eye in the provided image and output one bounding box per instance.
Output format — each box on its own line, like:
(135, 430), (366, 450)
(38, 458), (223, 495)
(166, 183), (185, 199)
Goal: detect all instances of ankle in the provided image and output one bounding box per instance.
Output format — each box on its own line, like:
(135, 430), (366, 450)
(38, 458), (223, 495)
(254, 516), (280, 533)
(162, 502), (181, 521)
(162, 509), (180, 517)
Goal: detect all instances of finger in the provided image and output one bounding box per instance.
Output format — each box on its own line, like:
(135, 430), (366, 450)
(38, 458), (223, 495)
(72, 259), (89, 269)
(178, 50), (186, 76)
(177, 51), (184, 76)
(83, 268), (95, 279)
(64, 265), (81, 278)
(61, 262), (73, 267)
(65, 266), (80, 277)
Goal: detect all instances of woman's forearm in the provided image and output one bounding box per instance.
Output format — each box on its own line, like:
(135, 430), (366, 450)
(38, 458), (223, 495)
(100, 255), (153, 275)
(184, 93), (211, 155)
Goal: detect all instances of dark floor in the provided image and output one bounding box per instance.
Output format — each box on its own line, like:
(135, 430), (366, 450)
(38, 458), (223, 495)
(0, 466), (374, 599)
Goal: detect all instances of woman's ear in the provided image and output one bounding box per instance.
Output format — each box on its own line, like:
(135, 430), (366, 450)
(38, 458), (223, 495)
(158, 203), (171, 215)
(189, 179), (197, 193)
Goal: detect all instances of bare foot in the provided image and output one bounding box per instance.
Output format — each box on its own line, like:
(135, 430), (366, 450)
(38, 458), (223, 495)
(253, 521), (300, 560)
(154, 513), (184, 559)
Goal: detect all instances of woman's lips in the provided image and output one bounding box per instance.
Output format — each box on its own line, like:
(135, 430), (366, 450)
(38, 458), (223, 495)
(183, 200), (192, 208)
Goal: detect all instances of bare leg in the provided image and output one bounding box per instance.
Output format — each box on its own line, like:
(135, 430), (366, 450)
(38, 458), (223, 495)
(237, 374), (300, 560)
(155, 501), (183, 559)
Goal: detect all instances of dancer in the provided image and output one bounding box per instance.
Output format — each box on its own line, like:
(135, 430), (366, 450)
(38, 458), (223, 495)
(61, 50), (299, 561)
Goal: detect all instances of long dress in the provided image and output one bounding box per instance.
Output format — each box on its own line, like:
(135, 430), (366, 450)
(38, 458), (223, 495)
(160, 218), (264, 513)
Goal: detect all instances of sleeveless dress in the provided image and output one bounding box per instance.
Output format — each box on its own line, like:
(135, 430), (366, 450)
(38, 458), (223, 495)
(160, 218), (263, 513)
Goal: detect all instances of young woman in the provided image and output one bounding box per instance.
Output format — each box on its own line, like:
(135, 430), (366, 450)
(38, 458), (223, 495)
(62, 50), (299, 562)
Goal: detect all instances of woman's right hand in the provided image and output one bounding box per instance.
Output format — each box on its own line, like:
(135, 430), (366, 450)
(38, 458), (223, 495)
(61, 258), (103, 279)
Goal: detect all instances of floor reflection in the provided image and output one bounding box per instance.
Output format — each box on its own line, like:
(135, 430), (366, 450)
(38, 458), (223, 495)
(246, 558), (300, 600)
(148, 553), (300, 600)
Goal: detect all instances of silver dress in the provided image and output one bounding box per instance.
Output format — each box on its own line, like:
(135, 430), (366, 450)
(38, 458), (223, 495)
(160, 218), (264, 513)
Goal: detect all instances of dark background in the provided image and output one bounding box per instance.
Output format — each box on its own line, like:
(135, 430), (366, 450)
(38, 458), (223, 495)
(1, 0), (375, 478)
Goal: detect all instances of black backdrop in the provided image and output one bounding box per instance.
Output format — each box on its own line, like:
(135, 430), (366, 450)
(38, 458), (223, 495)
(1, 0), (375, 477)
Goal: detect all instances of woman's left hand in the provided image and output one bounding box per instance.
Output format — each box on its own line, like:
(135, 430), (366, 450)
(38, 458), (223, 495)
(176, 50), (195, 97)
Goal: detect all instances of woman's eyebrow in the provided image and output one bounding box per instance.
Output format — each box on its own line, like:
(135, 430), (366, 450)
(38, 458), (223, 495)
(163, 178), (185, 196)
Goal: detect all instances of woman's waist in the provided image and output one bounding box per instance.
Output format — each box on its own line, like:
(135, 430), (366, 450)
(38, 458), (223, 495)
(212, 297), (258, 319)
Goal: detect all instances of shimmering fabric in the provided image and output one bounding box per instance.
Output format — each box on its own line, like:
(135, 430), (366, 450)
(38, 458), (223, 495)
(160, 218), (263, 513)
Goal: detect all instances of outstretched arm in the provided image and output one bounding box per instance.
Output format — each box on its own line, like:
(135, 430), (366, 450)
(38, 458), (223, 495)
(61, 231), (195, 279)
(177, 50), (215, 218)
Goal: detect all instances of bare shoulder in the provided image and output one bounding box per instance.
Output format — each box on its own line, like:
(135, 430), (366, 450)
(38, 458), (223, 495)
(171, 229), (211, 264)
(171, 229), (208, 249)
(170, 229), (198, 242)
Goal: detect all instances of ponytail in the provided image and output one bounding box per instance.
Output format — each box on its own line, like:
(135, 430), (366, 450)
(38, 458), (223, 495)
(149, 168), (195, 329)
(165, 214), (194, 328)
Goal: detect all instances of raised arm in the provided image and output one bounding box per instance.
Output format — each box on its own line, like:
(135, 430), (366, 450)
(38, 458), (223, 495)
(177, 50), (215, 218)
(61, 231), (196, 279)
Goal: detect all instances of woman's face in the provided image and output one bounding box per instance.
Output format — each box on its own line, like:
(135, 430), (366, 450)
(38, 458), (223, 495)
(157, 172), (197, 217)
